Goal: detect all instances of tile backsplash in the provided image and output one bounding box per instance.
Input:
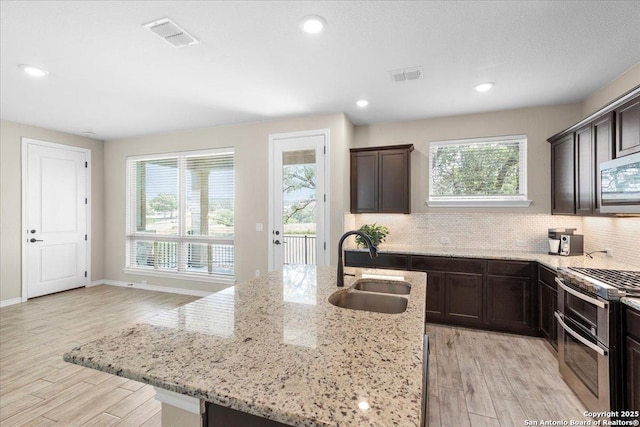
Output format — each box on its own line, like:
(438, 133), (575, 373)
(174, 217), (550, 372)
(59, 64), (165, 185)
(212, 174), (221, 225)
(346, 213), (640, 268)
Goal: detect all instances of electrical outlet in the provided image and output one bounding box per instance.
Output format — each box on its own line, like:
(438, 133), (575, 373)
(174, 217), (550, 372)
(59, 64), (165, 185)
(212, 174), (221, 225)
(255, 270), (260, 277)
(605, 248), (613, 257)
(440, 237), (450, 245)
(516, 240), (528, 247)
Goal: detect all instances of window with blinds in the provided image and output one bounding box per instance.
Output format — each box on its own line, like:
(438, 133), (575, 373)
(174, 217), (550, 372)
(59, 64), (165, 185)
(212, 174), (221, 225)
(125, 148), (235, 280)
(428, 135), (530, 207)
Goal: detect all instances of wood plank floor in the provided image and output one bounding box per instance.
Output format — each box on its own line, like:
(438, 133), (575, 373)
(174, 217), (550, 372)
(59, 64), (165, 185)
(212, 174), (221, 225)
(425, 323), (592, 427)
(2, 286), (591, 426)
(0, 285), (198, 427)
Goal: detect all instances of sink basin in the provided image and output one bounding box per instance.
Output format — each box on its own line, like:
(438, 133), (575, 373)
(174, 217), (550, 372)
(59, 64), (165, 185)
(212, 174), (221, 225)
(352, 279), (411, 295)
(328, 291), (408, 314)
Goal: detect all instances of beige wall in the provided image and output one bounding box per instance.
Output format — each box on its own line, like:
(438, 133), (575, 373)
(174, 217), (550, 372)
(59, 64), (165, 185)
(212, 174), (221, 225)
(353, 104), (583, 213)
(0, 120), (104, 302)
(582, 62), (640, 117)
(103, 114), (351, 292)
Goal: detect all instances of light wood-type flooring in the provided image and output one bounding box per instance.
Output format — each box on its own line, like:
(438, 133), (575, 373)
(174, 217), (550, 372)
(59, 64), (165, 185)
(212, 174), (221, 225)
(1, 285), (592, 426)
(425, 323), (592, 427)
(0, 285), (198, 426)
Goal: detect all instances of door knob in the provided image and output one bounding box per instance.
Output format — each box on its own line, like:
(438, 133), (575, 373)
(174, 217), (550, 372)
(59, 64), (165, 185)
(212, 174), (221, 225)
(30, 238), (43, 243)
(30, 229), (37, 234)
(273, 240), (281, 245)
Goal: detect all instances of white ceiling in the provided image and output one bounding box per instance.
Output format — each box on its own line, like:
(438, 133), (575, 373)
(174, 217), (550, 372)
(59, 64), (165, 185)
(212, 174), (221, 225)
(1, 1), (639, 141)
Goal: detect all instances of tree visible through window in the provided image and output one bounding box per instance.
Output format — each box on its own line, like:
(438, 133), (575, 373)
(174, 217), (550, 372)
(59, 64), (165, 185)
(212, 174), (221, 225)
(429, 135), (528, 205)
(126, 148), (235, 278)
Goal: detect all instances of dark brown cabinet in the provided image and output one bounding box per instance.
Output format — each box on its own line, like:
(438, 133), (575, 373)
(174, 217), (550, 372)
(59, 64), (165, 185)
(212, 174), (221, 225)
(344, 250), (408, 270)
(350, 145), (413, 214)
(410, 256), (486, 328)
(446, 273), (483, 326)
(486, 260), (536, 334)
(549, 91), (640, 216)
(625, 307), (640, 412)
(593, 113), (614, 213)
(538, 264), (558, 350)
(551, 133), (576, 214)
(575, 124), (594, 215)
(616, 96), (640, 158)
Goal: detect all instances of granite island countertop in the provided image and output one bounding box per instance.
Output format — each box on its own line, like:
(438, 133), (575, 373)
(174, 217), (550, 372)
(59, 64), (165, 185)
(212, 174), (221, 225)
(64, 265), (427, 427)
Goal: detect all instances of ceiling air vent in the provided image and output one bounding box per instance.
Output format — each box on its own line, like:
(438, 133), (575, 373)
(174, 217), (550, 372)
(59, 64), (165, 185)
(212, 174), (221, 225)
(143, 17), (199, 48)
(389, 66), (423, 82)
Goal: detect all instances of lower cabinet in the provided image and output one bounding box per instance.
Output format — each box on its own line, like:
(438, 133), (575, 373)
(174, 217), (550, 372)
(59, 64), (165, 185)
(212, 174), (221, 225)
(486, 275), (532, 333)
(446, 273), (484, 326)
(206, 402), (290, 426)
(347, 252), (540, 336)
(625, 307), (640, 412)
(538, 264), (558, 350)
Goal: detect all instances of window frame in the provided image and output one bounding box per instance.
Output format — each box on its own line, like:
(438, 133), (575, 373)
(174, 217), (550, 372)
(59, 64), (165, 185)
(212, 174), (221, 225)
(124, 148), (235, 284)
(427, 134), (532, 207)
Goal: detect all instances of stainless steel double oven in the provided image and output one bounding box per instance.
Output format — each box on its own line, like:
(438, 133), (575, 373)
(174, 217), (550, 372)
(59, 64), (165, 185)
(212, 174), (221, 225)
(554, 276), (616, 412)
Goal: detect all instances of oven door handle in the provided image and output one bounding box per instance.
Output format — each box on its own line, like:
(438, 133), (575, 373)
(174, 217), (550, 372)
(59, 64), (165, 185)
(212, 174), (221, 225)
(555, 277), (607, 309)
(554, 312), (607, 356)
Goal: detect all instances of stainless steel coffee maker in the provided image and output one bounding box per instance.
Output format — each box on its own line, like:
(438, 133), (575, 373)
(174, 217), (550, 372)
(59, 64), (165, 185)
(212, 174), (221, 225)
(548, 228), (576, 255)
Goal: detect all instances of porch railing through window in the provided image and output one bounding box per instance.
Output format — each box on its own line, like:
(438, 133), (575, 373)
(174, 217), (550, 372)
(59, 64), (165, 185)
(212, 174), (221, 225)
(133, 240), (234, 276)
(283, 234), (316, 265)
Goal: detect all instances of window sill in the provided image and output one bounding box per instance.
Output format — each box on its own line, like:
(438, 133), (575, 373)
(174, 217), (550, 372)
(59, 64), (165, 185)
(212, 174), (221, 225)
(123, 268), (236, 285)
(426, 199), (533, 208)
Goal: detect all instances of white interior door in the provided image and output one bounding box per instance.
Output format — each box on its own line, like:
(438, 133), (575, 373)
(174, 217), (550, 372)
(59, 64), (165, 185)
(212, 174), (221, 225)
(23, 139), (89, 299)
(269, 132), (327, 271)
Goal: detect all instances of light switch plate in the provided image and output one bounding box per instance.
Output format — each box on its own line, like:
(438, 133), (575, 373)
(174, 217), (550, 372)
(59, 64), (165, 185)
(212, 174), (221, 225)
(255, 223), (263, 232)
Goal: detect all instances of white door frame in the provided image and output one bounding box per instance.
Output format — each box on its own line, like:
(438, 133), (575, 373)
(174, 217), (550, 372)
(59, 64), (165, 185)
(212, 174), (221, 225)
(268, 129), (330, 272)
(21, 138), (91, 301)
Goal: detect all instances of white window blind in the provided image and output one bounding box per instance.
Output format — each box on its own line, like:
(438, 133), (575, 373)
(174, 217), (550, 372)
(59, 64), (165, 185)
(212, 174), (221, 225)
(428, 135), (530, 207)
(126, 148), (234, 279)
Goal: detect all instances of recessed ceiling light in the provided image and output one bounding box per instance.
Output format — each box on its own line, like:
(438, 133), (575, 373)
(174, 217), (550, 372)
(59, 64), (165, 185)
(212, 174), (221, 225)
(19, 64), (49, 78)
(356, 99), (369, 108)
(474, 82), (495, 93)
(300, 15), (326, 34)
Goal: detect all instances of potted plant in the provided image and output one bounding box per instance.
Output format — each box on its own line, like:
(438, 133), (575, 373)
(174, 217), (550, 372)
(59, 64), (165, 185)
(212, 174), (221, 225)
(355, 223), (389, 248)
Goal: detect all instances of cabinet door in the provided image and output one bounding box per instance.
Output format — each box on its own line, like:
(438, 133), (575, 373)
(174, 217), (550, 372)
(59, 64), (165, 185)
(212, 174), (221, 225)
(445, 273), (483, 326)
(350, 151), (378, 213)
(593, 113), (614, 213)
(551, 133), (575, 214)
(627, 337), (640, 411)
(616, 97), (640, 158)
(486, 276), (531, 332)
(575, 124), (593, 215)
(378, 149), (410, 213)
(425, 271), (446, 321)
(539, 283), (558, 350)
(344, 250), (408, 270)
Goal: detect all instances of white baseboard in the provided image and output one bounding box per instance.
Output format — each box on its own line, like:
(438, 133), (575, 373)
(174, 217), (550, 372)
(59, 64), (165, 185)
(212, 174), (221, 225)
(88, 279), (220, 297)
(0, 297), (23, 308)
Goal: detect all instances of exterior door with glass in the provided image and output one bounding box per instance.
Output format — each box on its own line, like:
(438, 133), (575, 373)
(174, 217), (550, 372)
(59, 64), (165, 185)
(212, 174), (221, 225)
(270, 131), (327, 271)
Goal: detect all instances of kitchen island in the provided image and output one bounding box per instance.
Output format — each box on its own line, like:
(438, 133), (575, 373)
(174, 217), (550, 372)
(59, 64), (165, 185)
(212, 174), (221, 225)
(64, 265), (427, 427)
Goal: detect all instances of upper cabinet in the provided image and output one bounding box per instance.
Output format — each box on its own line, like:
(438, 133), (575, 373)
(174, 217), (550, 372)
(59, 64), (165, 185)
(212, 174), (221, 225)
(350, 144), (413, 214)
(615, 97), (640, 158)
(551, 133), (576, 215)
(548, 88), (639, 216)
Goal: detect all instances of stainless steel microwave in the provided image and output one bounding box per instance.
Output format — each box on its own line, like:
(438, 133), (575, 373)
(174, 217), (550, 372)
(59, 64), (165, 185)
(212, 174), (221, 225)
(600, 152), (640, 214)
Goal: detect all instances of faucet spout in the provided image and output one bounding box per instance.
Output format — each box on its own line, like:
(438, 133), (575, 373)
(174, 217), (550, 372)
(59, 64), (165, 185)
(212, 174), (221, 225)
(337, 230), (378, 287)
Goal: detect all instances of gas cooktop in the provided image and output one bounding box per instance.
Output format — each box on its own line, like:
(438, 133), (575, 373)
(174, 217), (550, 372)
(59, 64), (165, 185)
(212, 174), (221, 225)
(558, 267), (640, 300)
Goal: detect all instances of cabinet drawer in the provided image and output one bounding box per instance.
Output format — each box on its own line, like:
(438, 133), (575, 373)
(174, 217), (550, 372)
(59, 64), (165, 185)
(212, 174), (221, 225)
(487, 260), (532, 277)
(344, 251), (408, 270)
(538, 264), (557, 289)
(627, 307), (640, 342)
(410, 256), (486, 275)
